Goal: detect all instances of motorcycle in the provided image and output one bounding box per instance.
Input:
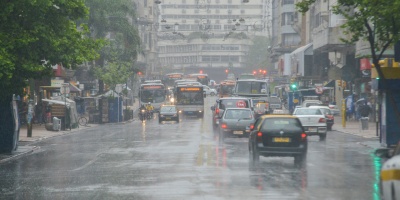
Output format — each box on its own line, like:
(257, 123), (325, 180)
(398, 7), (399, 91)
(146, 110), (153, 120)
(139, 109), (146, 122)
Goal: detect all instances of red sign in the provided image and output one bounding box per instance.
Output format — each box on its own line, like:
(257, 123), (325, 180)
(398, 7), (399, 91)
(143, 85), (162, 89)
(236, 100), (246, 108)
(360, 58), (371, 70)
(315, 86), (323, 94)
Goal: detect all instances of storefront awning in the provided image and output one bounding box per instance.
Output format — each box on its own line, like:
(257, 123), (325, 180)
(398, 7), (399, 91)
(290, 43), (313, 56)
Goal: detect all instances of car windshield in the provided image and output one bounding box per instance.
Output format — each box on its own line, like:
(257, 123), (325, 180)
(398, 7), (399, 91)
(294, 109), (322, 115)
(224, 109), (252, 119)
(320, 108), (332, 115)
(261, 118), (303, 132)
(160, 106), (176, 112)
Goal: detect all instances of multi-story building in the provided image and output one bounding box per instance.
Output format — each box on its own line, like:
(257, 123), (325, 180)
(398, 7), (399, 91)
(157, 0), (269, 80)
(134, 0), (160, 77)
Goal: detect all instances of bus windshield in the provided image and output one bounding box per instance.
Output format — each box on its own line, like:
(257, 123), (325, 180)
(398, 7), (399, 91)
(177, 91), (204, 105)
(140, 89), (166, 103)
(236, 81), (268, 94)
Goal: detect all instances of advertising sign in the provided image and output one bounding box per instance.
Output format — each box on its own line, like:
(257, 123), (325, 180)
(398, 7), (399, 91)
(51, 79), (64, 87)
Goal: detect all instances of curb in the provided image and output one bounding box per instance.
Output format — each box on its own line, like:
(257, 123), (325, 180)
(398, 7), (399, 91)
(0, 146), (40, 164)
(333, 129), (379, 139)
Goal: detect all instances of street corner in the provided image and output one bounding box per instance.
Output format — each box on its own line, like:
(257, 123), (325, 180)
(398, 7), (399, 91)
(0, 146), (39, 164)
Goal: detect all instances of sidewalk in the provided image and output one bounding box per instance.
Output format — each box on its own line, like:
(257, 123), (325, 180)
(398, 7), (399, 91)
(0, 98), (140, 163)
(334, 116), (382, 149)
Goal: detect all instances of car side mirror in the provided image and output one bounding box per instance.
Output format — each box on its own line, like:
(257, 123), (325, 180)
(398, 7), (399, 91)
(375, 148), (392, 159)
(211, 106), (215, 111)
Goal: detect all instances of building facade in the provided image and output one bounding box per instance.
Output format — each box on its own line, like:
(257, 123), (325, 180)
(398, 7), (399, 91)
(157, 0), (269, 78)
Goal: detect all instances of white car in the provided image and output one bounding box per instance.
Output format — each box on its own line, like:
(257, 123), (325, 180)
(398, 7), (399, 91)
(203, 85), (217, 96)
(293, 107), (327, 140)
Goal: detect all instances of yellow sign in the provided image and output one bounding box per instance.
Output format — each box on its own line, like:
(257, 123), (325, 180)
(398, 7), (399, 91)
(180, 87), (200, 91)
(293, 99), (299, 104)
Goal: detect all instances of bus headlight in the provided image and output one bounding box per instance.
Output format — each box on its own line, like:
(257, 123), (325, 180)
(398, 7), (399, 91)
(170, 97), (175, 103)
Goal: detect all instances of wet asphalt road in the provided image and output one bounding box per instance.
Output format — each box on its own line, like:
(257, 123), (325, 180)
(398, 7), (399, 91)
(0, 97), (381, 200)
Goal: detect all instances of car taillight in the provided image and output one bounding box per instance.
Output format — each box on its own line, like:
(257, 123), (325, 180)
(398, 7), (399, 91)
(319, 118), (326, 123)
(250, 124), (254, 130)
(257, 132), (263, 142)
(301, 133), (307, 141)
(216, 108), (220, 114)
(221, 123), (227, 129)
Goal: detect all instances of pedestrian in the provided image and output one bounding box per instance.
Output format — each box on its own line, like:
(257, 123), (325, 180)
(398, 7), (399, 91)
(359, 102), (371, 118)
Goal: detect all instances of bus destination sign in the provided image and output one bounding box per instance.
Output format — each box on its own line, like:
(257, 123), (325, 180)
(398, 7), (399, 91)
(179, 87), (200, 91)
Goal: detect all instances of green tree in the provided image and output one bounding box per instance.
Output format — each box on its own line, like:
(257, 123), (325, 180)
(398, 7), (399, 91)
(0, 0), (103, 152)
(244, 36), (271, 71)
(85, 0), (141, 93)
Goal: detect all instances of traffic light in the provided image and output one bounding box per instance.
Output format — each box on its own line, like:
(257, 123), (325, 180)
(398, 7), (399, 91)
(290, 83), (297, 90)
(253, 70), (257, 75)
(199, 70), (203, 74)
(225, 69), (229, 74)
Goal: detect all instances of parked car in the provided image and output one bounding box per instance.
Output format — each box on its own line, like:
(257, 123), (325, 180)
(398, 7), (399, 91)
(248, 115), (307, 166)
(158, 105), (179, 123)
(218, 108), (255, 141)
(211, 97), (253, 129)
(203, 85), (217, 96)
(309, 105), (334, 131)
(292, 107), (327, 140)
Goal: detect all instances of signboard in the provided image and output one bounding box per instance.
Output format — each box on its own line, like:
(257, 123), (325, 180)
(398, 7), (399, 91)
(168, 74), (183, 78)
(236, 100), (246, 108)
(142, 85), (163, 89)
(360, 58), (371, 70)
(361, 70), (371, 78)
(60, 83), (70, 94)
(198, 75), (206, 79)
(179, 87), (200, 91)
(51, 79), (64, 87)
(315, 84), (323, 94)
(115, 85), (123, 93)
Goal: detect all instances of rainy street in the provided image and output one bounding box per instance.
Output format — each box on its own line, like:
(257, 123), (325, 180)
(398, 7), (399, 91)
(0, 97), (380, 200)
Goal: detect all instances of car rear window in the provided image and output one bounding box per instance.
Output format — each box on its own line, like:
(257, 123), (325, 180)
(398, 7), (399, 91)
(294, 108), (322, 115)
(268, 97), (281, 103)
(220, 99), (250, 109)
(224, 109), (252, 119)
(261, 118), (302, 132)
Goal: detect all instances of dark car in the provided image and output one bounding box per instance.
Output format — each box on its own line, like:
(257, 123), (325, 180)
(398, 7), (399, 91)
(210, 97), (252, 129)
(158, 105), (179, 123)
(218, 108), (255, 141)
(248, 115), (307, 166)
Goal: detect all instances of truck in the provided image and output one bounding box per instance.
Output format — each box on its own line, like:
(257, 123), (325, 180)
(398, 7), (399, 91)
(175, 85), (205, 118)
(233, 79), (270, 113)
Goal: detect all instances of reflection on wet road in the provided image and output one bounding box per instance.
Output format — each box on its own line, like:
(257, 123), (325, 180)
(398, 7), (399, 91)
(0, 97), (380, 199)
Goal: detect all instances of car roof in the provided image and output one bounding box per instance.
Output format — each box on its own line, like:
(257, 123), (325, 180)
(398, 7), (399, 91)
(260, 115), (298, 119)
(309, 105), (330, 109)
(219, 97), (249, 100)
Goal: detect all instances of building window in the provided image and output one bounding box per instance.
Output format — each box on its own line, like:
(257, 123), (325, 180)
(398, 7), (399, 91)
(282, 0), (294, 5)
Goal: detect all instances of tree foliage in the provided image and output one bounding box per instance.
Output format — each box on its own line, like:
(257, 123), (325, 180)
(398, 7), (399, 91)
(85, 0), (141, 89)
(0, 0), (103, 99)
(244, 36), (270, 70)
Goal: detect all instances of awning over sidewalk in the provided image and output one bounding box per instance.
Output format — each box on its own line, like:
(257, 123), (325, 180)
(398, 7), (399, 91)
(289, 43), (313, 76)
(324, 80), (335, 87)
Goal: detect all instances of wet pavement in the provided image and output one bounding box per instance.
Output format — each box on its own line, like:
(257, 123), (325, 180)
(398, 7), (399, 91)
(0, 97), (382, 199)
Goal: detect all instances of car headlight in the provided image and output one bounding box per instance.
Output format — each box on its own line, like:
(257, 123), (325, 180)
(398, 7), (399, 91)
(179, 110), (182, 113)
(199, 110), (202, 113)
(170, 97), (175, 102)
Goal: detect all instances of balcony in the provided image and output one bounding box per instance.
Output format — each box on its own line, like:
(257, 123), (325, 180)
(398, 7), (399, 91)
(312, 22), (351, 52)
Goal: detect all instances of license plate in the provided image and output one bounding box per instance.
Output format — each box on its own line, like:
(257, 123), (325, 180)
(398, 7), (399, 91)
(273, 137), (291, 143)
(233, 131), (243, 135)
(308, 128), (317, 132)
(166, 117), (171, 120)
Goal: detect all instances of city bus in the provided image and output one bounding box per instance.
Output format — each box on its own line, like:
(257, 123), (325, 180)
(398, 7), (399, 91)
(233, 79), (270, 112)
(175, 85), (204, 118)
(188, 73), (210, 86)
(219, 80), (236, 98)
(139, 83), (167, 111)
(163, 73), (184, 88)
